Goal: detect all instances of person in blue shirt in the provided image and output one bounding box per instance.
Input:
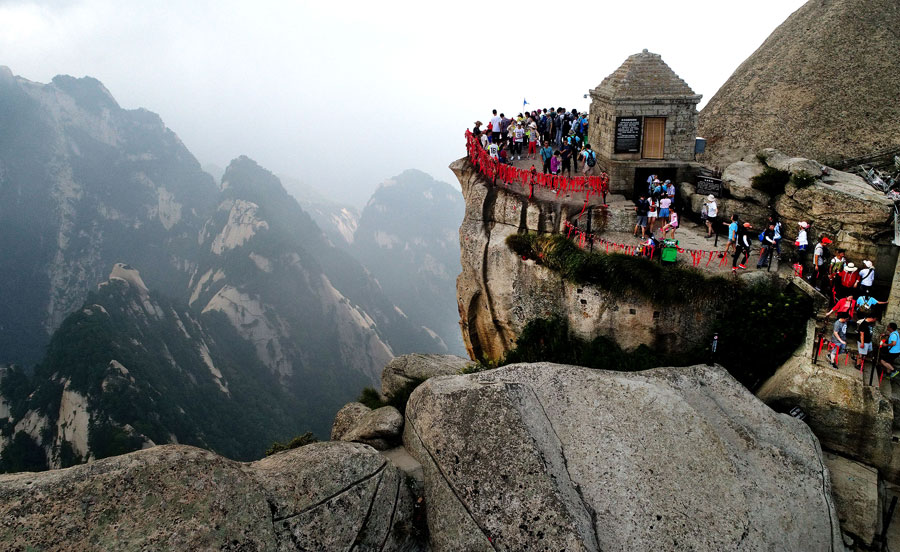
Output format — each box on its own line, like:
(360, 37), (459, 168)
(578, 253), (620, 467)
(856, 294), (886, 318)
(880, 322), (900, 378)
(539, 141), (554, 174)
(723, 214), (739, 255)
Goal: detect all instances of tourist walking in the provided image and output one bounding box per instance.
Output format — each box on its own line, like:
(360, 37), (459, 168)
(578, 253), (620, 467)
(756, 222), (776, 268)
(647, 196), (658, 235)
(634, 195), (650, 239)
(837, 263), (860, 298)
(581, 145), (597, 176)
(859, 260), (876, 296)
(723, 214), (739, 255)
(857, 314), (877, 372)
(795, 221), (809, 273)
(813, 236), (832, 291)
(827, 312), (850, 369)
(732, 222), (752, 271)
(513, 122), (525, 160)
(560, 141), (573, 177)
(703, 195), (718, 238)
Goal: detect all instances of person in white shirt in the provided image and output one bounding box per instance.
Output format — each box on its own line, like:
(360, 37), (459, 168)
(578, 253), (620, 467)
(795, 221), (809, 272)
(859, 260), (876, 295)
(704, 195), (718, 238)
(489, 109), (501, 144)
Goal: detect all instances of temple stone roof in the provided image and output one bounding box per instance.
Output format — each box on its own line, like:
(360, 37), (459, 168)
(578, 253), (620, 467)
(593, 49), (700, 101)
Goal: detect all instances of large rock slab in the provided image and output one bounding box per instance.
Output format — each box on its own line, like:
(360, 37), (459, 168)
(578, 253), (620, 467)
(722, 159), (770, 205)
(824, 452), (879, 546)
(0, 442), (422, 551)
(331, 401), (371, 440)
(756, 322), (894, 471)
(404, 363), (841, 551)
(381, 353), (471, 398)
(340, 406), (405, 451)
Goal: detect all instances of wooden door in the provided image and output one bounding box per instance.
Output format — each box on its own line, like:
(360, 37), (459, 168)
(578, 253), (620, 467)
(642, 117), (666, 159)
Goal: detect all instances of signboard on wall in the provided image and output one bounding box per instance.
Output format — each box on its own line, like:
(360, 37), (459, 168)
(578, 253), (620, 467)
(614, 117), (642, 153)
(696, 176), (724, 197)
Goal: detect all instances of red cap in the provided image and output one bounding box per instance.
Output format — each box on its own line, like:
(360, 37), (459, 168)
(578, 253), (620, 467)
(822, 237), (833, 245)
(742, 222), (752, 228)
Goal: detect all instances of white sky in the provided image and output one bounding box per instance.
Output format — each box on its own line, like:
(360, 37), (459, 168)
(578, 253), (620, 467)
(0, 0), (807, 207)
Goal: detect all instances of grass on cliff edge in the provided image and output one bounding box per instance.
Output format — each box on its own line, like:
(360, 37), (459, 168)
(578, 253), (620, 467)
(502, 233), (814, 389)
(506, 232), (735, 304)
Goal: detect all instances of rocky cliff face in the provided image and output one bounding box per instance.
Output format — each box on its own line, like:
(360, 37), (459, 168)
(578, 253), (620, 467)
(0, 263), (311, 470)
(0, 67), (217, 367)
(698, 0), (900, 168)
(352, 169), (465, 355)
(452, 158), (729, 362)
(0, 69), (444, 469)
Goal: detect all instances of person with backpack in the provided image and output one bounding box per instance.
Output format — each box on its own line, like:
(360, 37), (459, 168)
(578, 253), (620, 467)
(858, 260), (876, 296)
(634, 195), (650, 239)
(756, 222), (776, 268)
(581, 144), (597, 176)
(879, 322), (900, 379)
(856, 293), (887, 319)
(732, 222), (753, 271)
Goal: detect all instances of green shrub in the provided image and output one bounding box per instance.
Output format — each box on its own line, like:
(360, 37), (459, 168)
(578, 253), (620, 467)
(265, 431), (317, 456)
(790, 170), (816, 189)
(505, 233), (737, 305)
(357, 387), (386, 410)
(751, 166), (791, 196)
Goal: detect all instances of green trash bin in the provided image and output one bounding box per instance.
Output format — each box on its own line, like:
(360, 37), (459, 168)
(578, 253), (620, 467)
(661, 239), (678, 264)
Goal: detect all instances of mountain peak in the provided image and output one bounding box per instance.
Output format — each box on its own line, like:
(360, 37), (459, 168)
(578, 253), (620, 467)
(50, 74), (120, 113)
(107, 263), (149, 298)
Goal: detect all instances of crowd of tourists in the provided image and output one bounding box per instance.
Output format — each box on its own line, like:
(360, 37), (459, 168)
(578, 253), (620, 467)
(632, 174), (679, 240)
(472, 108), (599, 177)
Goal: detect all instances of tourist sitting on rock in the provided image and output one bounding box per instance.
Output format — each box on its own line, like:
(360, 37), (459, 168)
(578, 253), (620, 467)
(826, 295), (855, 319)
(879, 322), (900, 379)
(827, 312), (850, 369)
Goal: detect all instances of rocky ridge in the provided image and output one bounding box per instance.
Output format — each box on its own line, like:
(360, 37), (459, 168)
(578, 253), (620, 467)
(698, 0), (900, 168)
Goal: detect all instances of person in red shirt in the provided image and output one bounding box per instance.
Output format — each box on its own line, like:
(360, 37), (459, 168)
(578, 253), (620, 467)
(837, 262), (860, 298)
(826, 295), (855, 319)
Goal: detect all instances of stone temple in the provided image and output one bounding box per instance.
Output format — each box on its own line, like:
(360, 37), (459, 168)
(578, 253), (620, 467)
(588, 49), (702, 198)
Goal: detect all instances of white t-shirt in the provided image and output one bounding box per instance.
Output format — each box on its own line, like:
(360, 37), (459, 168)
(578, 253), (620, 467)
(860, 267), (876, 286)
(660, 198), (671, 209)
(706, 201), (718, 218)
(515, 128), (524, 142)
(490, 115), (501, 131)
(797, 229), (808, 246)
(814, 243), (825, 265)
(488, 143), (499, 158)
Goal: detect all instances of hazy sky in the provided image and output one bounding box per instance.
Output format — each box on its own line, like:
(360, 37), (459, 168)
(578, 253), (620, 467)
(0, 0), (807, 207)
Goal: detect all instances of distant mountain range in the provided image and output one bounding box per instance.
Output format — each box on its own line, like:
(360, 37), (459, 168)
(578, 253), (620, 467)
(0, 68), (459, 471)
